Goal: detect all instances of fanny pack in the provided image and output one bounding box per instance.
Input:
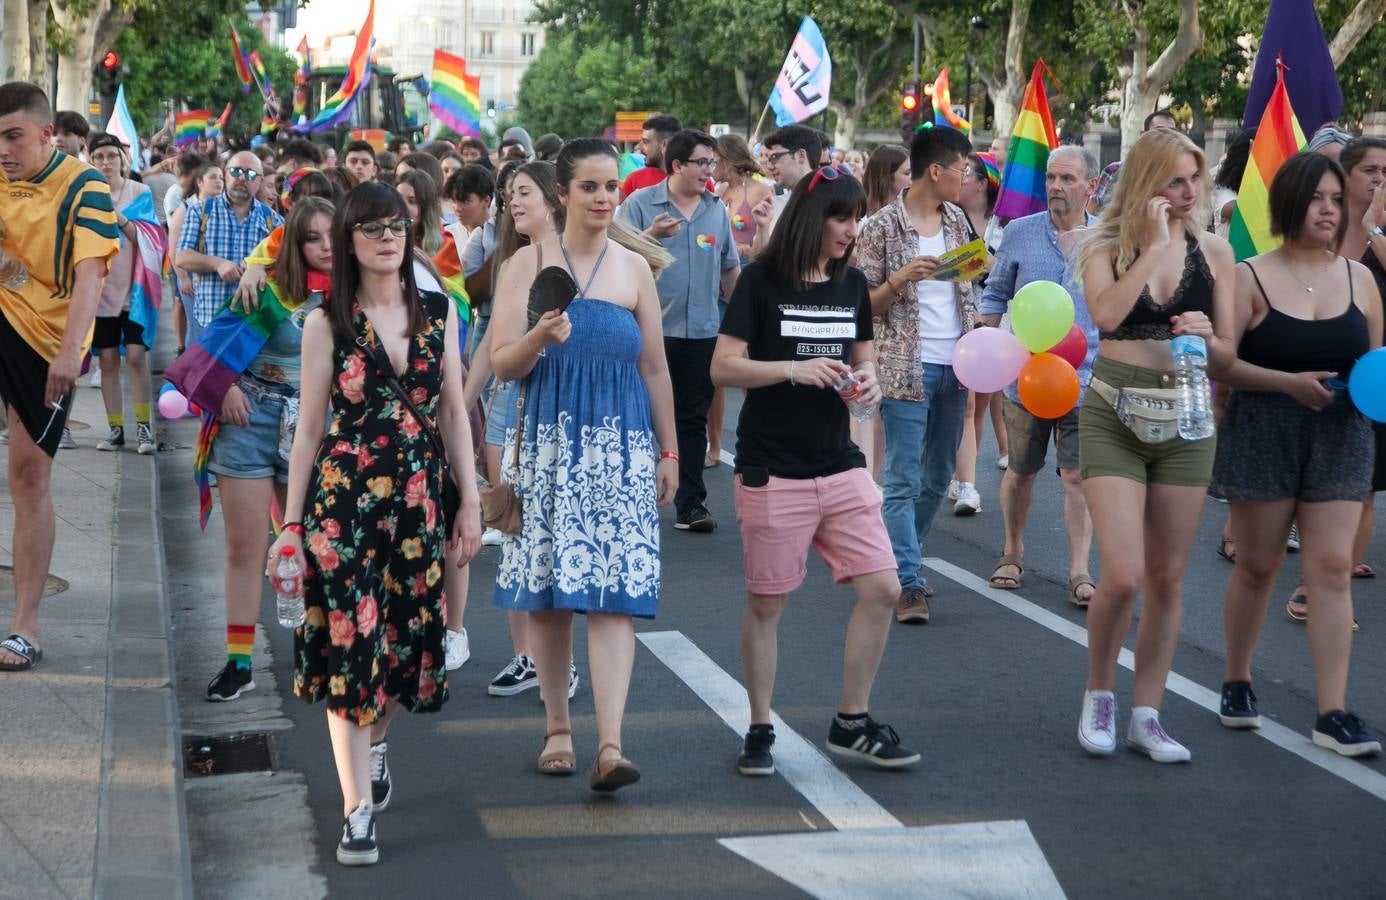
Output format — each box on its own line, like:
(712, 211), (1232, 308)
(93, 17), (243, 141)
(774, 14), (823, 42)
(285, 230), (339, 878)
(1088, 377), (1181, 444)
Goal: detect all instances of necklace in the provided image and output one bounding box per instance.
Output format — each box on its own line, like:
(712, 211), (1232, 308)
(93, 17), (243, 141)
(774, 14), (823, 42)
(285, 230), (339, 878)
(1281, 255), (1331, 293)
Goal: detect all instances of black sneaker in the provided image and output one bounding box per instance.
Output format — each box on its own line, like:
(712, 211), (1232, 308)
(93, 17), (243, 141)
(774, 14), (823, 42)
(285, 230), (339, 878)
(487, 653), (538, 696)
(336, 801), (378, 866)
(738, 724), (776, 776)
(1312, 710), (1382, 758)
(1219, 681), (1261, 729)
(675, 503), (716, 532)
(205, 662), (256, 702)
(825, 716), (921, 768)
(96, 426), (124, 452)
(369, 741), (391, 811)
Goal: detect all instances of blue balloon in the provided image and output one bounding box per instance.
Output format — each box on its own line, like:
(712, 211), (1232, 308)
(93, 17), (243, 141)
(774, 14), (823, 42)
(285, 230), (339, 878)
(159, 381), (177, 396)
(1349, 347), (1386, 422)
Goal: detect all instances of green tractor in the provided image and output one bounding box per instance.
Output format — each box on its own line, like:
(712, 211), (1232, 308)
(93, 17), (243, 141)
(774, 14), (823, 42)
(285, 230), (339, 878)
(299, 63), (429, 150)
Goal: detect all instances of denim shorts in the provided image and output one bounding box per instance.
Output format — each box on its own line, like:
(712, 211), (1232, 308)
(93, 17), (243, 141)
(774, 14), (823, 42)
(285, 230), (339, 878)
(484, 379), (520, 447)
(208, 378), (292, 482)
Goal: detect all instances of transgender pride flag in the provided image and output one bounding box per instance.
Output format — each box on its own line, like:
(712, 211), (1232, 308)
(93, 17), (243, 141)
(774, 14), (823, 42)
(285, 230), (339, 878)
(769, 17), (831, 127)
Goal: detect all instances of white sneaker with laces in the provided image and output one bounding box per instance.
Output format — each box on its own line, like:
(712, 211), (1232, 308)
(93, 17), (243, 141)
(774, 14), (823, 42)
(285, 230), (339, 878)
(481, 528), (504, 547)
(1078, 690), (1117, 756)
(58, 428), (76, 450)
(1286, 525), (1301, 552)
(953, 482), (981, 516)
(87, 368), (102, 388)
(136, 423), (156, 455)
(946, 479), (960, 502)
(96, 426), (124, 452)
(336, 799), (378, 866)
(1126, 712), (1191, 763)
(444, 628), (470, 671)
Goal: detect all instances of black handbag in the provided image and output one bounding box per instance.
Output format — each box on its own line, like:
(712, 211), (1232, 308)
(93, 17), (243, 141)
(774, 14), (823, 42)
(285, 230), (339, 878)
(356, 337), (461, 533)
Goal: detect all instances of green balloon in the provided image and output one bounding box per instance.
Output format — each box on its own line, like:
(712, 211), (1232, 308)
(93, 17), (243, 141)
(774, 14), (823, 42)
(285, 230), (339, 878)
(1011, 280), (1076, 352)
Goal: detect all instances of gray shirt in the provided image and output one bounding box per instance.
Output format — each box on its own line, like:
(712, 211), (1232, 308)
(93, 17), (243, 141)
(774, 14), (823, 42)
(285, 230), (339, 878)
(617, 181), (740, 339)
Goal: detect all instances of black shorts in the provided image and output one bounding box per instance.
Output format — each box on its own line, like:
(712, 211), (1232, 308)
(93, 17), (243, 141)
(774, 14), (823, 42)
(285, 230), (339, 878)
(91, 311), (144, 350)
(0, 309), (73, 457)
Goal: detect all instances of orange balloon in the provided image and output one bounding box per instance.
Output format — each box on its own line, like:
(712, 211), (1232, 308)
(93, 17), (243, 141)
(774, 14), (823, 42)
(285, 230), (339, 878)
(1017, 352), (1081, 419)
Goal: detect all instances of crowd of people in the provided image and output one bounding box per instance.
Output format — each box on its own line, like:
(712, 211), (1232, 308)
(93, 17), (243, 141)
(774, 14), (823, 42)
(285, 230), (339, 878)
(0, 86), (1382, 867)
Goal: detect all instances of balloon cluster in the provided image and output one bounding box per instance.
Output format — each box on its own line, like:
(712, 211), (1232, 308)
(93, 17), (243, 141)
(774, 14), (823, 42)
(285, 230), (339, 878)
(158, 382), (196, 419)
(952, 280), (1086, 418)
(1350, 348), (1386, 423)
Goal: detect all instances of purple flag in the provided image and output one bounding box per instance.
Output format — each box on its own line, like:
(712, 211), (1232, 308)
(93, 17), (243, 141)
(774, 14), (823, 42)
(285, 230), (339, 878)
(1242, 0), (1342, 136)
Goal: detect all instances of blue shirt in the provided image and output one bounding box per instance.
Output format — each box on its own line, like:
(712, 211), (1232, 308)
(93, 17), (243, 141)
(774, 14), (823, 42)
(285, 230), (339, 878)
(617, 181), (740, 339)
(177, 194), (282, 326)
(978, 210), (1099, 405)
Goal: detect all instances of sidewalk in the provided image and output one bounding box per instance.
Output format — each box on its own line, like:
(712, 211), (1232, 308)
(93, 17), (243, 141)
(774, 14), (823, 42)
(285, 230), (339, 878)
(0, 373), (191, 899)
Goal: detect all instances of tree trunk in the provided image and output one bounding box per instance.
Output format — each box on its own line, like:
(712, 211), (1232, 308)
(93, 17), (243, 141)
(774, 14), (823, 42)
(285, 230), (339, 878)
(829, 101), (858, 150)
(26, 0), (46, 87)
(51, 0), (110, 113)
(992, 0), (1031, 137)
(1329, 0), (1386, 66)
(1119, 0), (1201, 154)
(3, 0), (30, 82)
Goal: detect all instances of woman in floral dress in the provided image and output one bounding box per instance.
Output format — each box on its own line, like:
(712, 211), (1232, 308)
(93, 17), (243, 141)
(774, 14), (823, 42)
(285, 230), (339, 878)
(490, 139), (678, 791)
(269, 183), (481, 865)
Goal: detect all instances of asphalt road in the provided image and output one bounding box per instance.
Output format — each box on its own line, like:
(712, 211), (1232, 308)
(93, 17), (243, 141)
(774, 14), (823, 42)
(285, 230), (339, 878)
(241, 408), (1386, 899)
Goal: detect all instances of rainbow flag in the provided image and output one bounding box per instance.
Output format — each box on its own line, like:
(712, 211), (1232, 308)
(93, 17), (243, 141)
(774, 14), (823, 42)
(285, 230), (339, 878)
(429, 49), (481, 138)
(175, 110), (212, 148)
(1228, 59), (1307, 262)
(350, 128), (389, 153)
(994, 60), (1058, 221)
(297, 0), (374, 132)
(230, 24), (253, 93)
(293, 36), (310, 121)
(925, 68), (969, 135)
(206, 103), (232, 140)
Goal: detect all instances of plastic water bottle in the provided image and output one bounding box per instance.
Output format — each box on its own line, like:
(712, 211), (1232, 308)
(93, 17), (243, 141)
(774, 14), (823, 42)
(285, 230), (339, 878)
(1171, 335), (1215, 441)
(835, 371), (875, 422)
(271, 547), (305, 628)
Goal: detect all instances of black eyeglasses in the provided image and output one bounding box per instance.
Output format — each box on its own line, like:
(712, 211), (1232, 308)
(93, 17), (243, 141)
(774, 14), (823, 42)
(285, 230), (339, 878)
(806, 165), (841, 194)
(765, 149), (793, 165)
(226, 166), (261, 181)
(353, 219), (412, 240)
(683, 157), (718, 170)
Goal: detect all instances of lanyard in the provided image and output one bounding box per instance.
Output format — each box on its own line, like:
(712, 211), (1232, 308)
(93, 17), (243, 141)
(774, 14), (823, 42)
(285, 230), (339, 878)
(558, 235), (609, 299)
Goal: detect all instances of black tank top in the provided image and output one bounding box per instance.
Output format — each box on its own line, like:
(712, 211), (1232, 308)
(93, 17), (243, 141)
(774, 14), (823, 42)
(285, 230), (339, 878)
(1100, 232), (1215, 340)
(1238, 259), (1369, 376)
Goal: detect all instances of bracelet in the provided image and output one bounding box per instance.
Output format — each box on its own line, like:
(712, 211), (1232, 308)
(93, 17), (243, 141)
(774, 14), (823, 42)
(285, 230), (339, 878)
(282, 522), (305, 536)
(659, 451), (679, 462)
(788, 360), (797, 385)
(524, 332), (546, 357)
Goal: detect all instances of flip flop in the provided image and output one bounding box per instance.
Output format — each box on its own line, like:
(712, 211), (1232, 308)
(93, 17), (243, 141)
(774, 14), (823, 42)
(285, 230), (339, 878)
(1068, 574), (1096, 608)
(1217, 537), (1236, 563)
(0, 633), (41, 672)
(989, 554), (1023, 590)
(1353, 563), (1375, 579)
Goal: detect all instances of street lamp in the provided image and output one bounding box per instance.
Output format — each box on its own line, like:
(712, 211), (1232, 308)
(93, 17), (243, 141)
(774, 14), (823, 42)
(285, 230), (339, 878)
(964, 15), (988, 128)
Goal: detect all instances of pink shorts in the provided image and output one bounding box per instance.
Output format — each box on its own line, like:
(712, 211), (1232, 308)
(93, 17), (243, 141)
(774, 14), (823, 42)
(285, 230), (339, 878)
(733, 467), (897, 595)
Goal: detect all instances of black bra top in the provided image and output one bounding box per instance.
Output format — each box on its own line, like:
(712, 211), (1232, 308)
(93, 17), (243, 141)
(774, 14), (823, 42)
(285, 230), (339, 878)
(1100, 232), (1215, 341)
(1239, 258), (1369, 377)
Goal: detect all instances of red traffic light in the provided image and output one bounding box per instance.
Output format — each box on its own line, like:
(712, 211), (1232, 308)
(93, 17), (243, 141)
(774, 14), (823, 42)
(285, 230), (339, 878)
(901, 95), (919, 111)
(102, 51), (119, 70)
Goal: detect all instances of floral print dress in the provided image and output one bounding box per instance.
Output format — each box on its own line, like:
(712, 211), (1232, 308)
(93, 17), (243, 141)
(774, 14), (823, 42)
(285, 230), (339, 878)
(294, 290), (451, 725)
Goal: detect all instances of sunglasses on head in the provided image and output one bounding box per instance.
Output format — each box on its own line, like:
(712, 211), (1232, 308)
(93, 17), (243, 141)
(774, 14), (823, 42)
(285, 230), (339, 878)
(806, 165), (841, 194)
(352, 218), (412, 240)
(226, 166), (261, 181)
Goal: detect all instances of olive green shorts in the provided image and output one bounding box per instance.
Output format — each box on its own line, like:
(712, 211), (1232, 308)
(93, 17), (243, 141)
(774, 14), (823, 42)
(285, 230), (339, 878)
(1078, 357), (1216, 487)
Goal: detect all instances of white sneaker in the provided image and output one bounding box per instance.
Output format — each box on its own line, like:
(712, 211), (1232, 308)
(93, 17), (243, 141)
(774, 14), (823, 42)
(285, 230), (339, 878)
(87, 368), (102, 388)
(96, 426), (124, 452)
(444, 628), (470, 671)
(996, 454), (1009, 470)
(136, 422), (156, 455)
(1126, 713), (1191, 763)
(1286, 525), (1300, 552)
(58, 428), (76, 450)
(953, 482), (981, 516)
(1078, 690), (1118, 756)
(481, 528), (504, 547)
(946, 479), (960, 502)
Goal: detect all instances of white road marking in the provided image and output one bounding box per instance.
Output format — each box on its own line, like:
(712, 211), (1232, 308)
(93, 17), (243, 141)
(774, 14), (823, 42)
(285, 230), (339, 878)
(638, 630), (1067, 899)
(923, 557), (1386, 804)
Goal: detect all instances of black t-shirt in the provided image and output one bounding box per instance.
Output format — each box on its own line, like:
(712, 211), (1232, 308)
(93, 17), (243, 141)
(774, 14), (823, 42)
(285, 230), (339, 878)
(719, 262), (874, 479)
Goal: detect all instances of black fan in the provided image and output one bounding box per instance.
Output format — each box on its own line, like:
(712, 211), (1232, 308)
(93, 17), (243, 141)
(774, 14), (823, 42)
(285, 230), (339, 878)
(527, 265), (579, 329)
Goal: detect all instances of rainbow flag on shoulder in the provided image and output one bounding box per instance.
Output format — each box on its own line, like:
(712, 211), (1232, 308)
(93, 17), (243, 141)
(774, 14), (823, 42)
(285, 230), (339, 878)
(1228, 59), (1307, 262)
(994, 61), (1058, 221)
(175, 110), (212, 148)
(429, 49), (482, 138)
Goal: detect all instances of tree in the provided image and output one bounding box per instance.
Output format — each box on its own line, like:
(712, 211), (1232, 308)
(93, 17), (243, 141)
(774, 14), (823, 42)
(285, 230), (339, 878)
(1328, 0), (1386, 65)
(516, 32), (662, 138)
(3, 0), (30, 81)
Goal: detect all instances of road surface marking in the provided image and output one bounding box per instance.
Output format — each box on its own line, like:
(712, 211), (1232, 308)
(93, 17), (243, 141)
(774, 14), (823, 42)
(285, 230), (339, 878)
(923, 557), (1386, 804)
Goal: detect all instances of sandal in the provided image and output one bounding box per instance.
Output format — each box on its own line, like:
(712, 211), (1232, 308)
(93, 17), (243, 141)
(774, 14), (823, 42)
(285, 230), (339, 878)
(1353, 563), (1375, 579)
(1286, 586), (1308, 622)
(1217, 537), (1237, 563)
(590, 742), (641, 792)
(537, 728), (576, 776)
(989, 554), (1023, 590)
(1068, 574), (1096, 608)
(0, 633), (41, 672)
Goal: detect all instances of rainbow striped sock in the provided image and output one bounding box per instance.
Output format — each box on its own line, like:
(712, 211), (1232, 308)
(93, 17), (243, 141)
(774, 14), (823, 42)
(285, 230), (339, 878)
(134, 402), (151, 426)
(227, 624), (254, 670)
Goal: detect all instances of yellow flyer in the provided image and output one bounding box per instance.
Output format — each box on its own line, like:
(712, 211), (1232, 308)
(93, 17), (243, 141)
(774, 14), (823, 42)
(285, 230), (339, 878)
(931, 238), (990, 282)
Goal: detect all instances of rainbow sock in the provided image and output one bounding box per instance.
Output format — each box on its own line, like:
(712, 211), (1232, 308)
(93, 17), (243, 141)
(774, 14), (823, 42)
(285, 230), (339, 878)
(107, 413), (123, 429)
(134, 402), (151, 426)
(227, 624), (254, 670)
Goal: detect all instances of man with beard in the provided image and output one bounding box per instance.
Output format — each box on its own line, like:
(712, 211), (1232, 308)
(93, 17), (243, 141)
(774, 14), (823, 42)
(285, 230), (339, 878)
(977, 146), (1100, 607)
(621, 114), (682, 200)
(174, 150), (282, 338)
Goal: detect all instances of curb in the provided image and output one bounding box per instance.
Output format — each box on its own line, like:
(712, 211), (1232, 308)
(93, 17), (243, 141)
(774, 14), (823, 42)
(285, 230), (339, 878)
(93, 450), (194, 899)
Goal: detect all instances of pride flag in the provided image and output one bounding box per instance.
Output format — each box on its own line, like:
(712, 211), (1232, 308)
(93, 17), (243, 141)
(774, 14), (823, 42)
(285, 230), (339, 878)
(1228, 59), (1307, 262)
(296, 0), (374, 132)
(994, 60), (1058, 221)
(429, 50), (481, 138)
(230, 24), (253, 93)
(768, 17), (831, 127)
(104, 85), (141, 170)
(174, 110), (212, 148)
(293, 36), (310, 121)
(925, 68), (970, 135)
(123, 190), (168, 350)
(349, 128), (389, 152)
(206, 103), (232, 140)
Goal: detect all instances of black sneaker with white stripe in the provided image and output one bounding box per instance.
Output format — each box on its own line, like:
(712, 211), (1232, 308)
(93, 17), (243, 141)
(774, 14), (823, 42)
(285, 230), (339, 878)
(1312, 710), (1382, 757)
(369, 741), (391, 811)
(825, 716), (920, 768)
(737, 724), (776, 776)
(487, 653), (538, 696)
(336, 800), (378, 866)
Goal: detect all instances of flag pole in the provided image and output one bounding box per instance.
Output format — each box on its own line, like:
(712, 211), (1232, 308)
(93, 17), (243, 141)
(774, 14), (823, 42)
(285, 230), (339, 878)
(751, 101), (773, 141)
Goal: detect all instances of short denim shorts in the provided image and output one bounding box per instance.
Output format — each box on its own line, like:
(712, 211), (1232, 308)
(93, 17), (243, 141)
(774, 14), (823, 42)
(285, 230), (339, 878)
(208, 378), (293, 482)
(484, 379), (520, 448)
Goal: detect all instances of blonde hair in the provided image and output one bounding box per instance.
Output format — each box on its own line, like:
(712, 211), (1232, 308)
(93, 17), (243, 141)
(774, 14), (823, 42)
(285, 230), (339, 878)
(1078, 129), (1211, 280)
(608, 217), (674, 279)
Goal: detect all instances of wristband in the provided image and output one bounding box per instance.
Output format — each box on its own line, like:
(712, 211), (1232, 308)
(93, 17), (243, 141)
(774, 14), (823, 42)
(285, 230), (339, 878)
(659, 451), (679, 462)
(525, 332), (546, 357)
(788, 360), (797, 385)
(282, 522), (305, 536)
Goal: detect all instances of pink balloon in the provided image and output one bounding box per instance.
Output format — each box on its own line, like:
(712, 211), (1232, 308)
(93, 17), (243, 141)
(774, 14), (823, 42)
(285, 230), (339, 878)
(1050, 324), (1089, 370)
(158, 389), (189, 420)
(951, 327), (1031, 393)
